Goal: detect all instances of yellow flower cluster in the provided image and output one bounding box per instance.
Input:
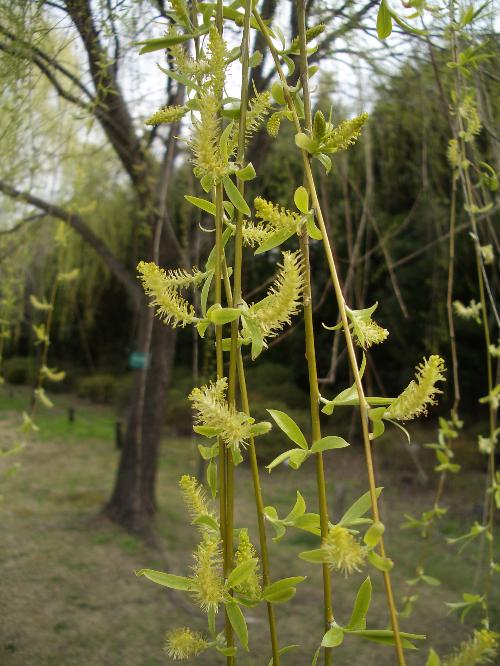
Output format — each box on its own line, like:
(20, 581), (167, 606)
(179, 475), (214, 524)
(164, 627), (209, 660)
(443, 629), (498, 666)
(137, 261), (199, 328)
(233, 529), (262, 600)
(385, 355), (446, 421)
(190, 534), (225, 613)
(146, 105), (186, 126)
(248, 251), (304, 340)
(189, 378), (254, 451)
(321, 525), (366, 576)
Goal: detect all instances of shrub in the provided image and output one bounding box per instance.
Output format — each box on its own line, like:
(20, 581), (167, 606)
(77, 374), (117, 404)
(2, 356), (36, 385)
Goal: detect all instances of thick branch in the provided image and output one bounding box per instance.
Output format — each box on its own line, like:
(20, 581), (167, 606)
(63, 0), (151, 192)
(0, 180), (142, 307)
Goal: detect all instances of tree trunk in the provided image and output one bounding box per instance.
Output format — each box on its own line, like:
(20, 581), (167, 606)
(104, 309), (177, 533)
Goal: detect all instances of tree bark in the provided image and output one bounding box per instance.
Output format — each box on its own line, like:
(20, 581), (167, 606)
(104, 309), (178, 532)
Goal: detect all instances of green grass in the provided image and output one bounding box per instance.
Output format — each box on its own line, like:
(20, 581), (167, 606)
(0, 386), (498, 665)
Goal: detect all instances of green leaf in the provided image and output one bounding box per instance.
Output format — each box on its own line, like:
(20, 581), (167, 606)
(367, 550), (393, 572)
(193, 514), (219, 532)
(242, 313), (264, 360)
(206, 227), (232, 271)
(248, 50), (263, 67)
(346, 629), (425, 650)
(135, 570), (192, 590)
(217, 646), (238, 656)
(299, 548), (325, 564)
(262, 577), (306, 600)
(376, 0), (393, 40)
(236, 163), (256, 181)
(200, 272), (214, 316)
(294, 186), (309, 214)
(306, 214), (323, 240)
(193, 425), (220, 437)
(271, 82), (286, 105)
(425, 649), (441, 666)
(136, 31), (203, 54)
(266, 449), (295, 472)
(207, 459), (217, 498)
(295, 132), (315, 153)
(310, 436), (349, 454)
(255, 227), (296, 254)
(267, 645), (300, 666)
(311, 646), (321, 666)
(208, 606), (216, 637)
(267, 409), (308, 449)
(223, 175), (250, 216)
(364, 521), (385, 548)
(421, 575), (441, 587)
(207, 305), (241, 325)
(228, 559), (258, 589)
(249, 421), (272, 437)
(289, 448), (309, 469)
(263, 587), (296, 603)
(340, 488), (383, 526)
(347, 577), (372, 630)
(321, 625), (344, 648)
(184, 195), (216, 216)
(226, 601), (248, 650)
(315, 152), (331, 173)
(369, 406), (386, 440)
(293, 513), (321, 535)
(157, 63), (194, 89)
(219, 121), (235, 163)
(284, 491), (306, 522)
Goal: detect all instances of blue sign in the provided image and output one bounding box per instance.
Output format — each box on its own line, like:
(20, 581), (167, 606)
(129, 352), (150, 369)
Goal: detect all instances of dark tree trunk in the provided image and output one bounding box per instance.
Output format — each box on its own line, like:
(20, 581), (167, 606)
(104, 309), (177, 532)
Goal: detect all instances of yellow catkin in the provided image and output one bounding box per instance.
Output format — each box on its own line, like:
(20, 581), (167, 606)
(179, 475), (214, 523)
(249, 251), (304, 339)
(443, 629), (498, 666)
(233, 529), (262, 599)
(350, 314), (389, 349)
(146, 105), (186, 126)
(322, 113), (368, 153)
(190, 534), (225, 613)
(321, 525), (366, 576)
(189, 378), (254, 451)
(385, 355), (446, 421)
(137, 261), (198, 327)
(164, 627), (209, 660)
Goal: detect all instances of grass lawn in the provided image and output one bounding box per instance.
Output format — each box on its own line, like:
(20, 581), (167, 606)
(0, 386), (498, 665)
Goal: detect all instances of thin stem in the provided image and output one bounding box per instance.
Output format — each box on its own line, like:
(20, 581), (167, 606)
(449, 4), (497, 617)
(222, 259), (281, 665)
(215, 181), (231, 654)
(446, 177), (460, 413)
(237, 354), (281, 664)
(300, 230), (335, 663)
(254, 9), (406, 664)
(297, 5), (334, 664)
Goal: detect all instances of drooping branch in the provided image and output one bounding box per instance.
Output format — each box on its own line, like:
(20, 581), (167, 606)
(0, 180), (142, 306)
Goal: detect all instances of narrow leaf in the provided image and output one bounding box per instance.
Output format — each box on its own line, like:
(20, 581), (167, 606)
(135, 570), (192, 590)
(310, 436), (349, 454)
(321, 626), (344, 648)
(347, 577), (372, 630)
(267, 409), (308, 449)
(185, 195), (216, 216)
(228, 559), (258, 589)
(223, 175), (250, 216)
(226, 602), (249, 650)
